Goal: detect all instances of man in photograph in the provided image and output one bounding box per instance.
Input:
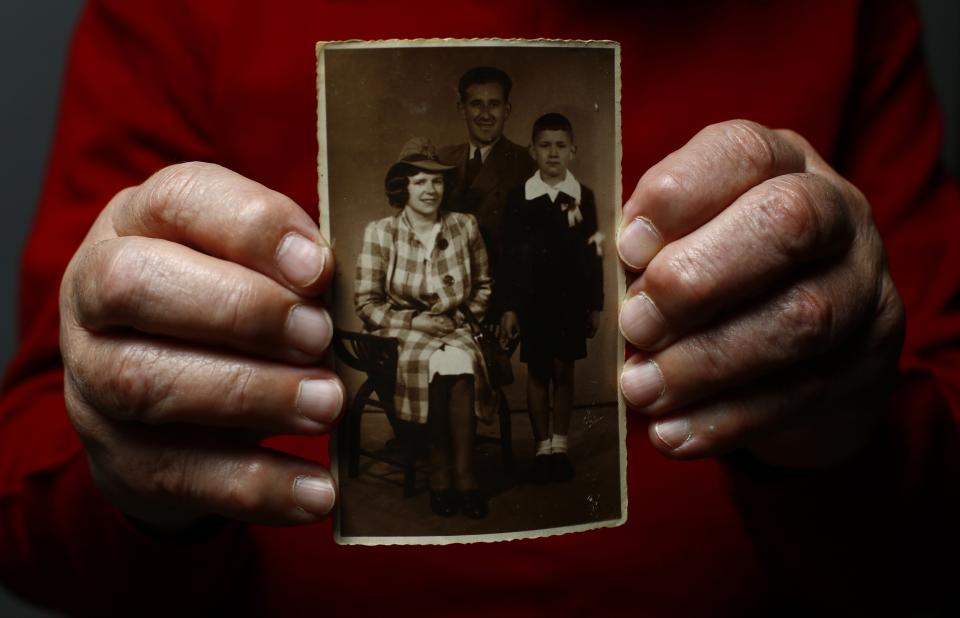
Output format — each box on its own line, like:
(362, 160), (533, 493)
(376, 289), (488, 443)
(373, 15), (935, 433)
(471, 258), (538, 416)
(439, 66), (536, 311)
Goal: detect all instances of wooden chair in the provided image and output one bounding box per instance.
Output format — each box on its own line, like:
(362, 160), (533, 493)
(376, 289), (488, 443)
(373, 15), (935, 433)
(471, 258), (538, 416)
(333, 329), (513, 498)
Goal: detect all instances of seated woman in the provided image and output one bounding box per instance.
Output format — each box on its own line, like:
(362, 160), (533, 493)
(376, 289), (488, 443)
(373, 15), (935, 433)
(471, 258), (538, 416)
(354, 137), (495, 519)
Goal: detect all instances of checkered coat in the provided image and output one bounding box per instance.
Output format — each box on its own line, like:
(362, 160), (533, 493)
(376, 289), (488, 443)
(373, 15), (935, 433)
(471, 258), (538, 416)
(355, 211), (496, 424)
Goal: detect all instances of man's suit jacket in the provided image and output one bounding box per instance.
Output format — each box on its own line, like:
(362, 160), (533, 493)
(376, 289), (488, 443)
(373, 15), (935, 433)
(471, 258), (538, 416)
(438, 137), (537, 273)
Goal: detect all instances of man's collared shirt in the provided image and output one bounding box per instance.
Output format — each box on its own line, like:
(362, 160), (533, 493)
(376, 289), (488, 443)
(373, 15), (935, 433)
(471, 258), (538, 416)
(468, 137), (500, 164)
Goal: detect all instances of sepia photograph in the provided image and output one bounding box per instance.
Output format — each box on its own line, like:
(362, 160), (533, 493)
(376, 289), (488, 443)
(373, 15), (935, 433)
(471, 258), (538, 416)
(317, 39), (624, 544)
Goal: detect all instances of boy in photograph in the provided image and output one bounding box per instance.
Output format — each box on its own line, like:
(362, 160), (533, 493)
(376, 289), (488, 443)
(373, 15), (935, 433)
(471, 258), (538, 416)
(501, 112), (604, 483)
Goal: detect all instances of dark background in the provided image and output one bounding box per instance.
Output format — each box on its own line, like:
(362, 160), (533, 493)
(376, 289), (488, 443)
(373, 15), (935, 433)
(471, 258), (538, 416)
(0, 1), (957, 615)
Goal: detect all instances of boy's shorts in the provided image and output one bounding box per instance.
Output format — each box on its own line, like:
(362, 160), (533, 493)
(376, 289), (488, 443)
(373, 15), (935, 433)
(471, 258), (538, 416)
(519, 303), (588, 379)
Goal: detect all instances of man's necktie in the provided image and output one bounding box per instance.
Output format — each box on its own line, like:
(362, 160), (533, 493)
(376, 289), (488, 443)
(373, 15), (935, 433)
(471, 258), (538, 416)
(465, 147), (482, 187)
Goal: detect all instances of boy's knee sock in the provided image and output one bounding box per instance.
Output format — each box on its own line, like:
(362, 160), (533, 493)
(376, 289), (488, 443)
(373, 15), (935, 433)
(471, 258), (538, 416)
(551, 434), (568, 453)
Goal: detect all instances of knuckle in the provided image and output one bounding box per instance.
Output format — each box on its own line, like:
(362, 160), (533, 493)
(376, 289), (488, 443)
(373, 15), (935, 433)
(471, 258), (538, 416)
(870, 274), (906, 353)
(63, 372), (108, 444)
(683, 332), (733, 382)
(718, 120), (777, 172)
(102, 343), (168, 421)
(843, 182), (871, 224)
(217, 279), (260, 337)
(773, 127), (801, 143)
(222, 459), (270, 513)
(143, 162), (212, 230)
(106, 186), (140, 216)
(648, 243), (720, 309)
(751, 176), (823, 259)
(66, 245), (103, 327)
(642, 168), (690, 208)
(83, 238), (151, 324)
(217, 362), (257, 415)
(778, 285), (834, 356)
(58, 302), (82, 361)
(62, 337), (99, 406)
(233, 194), (276, 230)
(149, 447), (192, 501)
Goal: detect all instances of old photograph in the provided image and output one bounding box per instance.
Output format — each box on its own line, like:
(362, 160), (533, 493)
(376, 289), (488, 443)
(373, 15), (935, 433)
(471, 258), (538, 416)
(317, 39), (624, 544)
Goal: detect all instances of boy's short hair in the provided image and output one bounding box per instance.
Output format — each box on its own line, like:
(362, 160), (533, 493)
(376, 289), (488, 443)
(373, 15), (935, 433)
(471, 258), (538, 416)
(458, 66), (513, 102)
(532, 113), (575, 143)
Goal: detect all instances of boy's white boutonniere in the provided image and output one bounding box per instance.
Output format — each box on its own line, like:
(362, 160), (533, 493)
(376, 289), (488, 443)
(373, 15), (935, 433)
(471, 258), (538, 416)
(560, 196), (583, 228)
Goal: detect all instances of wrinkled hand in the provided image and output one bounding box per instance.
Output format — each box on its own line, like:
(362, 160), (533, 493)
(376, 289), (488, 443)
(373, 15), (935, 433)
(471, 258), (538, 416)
(411, 313), (456, 337)
(60, 162), (343, 528)
(617, 120), (904, 468)
(500, 311), (520, 342)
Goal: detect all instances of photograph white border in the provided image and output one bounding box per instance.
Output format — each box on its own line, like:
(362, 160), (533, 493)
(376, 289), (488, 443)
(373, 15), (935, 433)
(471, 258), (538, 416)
(316, 38), (626, 545)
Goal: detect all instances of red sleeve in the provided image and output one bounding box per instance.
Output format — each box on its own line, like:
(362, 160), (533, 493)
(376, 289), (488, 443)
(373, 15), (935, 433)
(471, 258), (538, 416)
(851, 0), (960, 537)
(0, 2), (253, 614)
(723, 2), (960, 610)
(838, 0), (960, 473)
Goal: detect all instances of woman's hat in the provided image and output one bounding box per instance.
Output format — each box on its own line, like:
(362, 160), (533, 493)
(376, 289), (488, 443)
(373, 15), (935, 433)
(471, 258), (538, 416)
(385, 137), (455, 181)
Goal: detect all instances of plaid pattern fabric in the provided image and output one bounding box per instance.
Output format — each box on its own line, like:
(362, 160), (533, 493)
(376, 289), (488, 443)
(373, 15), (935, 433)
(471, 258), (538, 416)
(355, 211), (496, 424)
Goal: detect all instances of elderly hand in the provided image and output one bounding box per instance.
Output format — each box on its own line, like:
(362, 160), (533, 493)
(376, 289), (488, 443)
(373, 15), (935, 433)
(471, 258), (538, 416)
(617, 120), (905, 468)
(59, 162), (343, 528)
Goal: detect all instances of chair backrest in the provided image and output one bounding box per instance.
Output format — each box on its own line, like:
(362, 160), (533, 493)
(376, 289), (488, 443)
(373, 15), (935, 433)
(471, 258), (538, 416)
(332, 330), (400, 407)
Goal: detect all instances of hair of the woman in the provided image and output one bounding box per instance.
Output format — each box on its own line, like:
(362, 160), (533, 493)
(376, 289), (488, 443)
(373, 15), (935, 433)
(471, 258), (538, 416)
(384, 164), (456, 209)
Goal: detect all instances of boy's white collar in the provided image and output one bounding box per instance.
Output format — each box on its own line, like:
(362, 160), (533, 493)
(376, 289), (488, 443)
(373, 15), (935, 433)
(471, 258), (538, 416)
(524, 170), (581, 203)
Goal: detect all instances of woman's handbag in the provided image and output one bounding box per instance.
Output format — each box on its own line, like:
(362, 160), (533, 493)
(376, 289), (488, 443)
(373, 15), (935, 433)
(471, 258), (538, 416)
(458, 305), (516, 387)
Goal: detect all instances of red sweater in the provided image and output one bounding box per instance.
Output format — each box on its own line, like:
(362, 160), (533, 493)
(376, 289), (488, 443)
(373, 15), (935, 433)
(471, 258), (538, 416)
(2, 1), (958, 615)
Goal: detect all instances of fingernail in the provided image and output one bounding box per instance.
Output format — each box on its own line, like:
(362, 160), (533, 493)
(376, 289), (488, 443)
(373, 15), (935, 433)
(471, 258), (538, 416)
(286, 305), (333, 356)
(296, 379), (343, 424)
(619, 293), (667, 348)
(654, 417), (691, 450)
(277, 233), (324, 288)
(620, 360), (665, 409)
(293, 475), (335, 516)
(618, 216), (663, 270)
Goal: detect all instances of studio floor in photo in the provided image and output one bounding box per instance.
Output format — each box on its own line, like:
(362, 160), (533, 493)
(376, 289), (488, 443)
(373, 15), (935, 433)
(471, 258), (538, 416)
(337, 402), (622, 540)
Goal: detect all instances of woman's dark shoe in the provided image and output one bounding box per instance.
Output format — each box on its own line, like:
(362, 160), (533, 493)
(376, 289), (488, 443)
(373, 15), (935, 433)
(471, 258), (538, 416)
(531, 454), (553, 484)
(551, 452), (575, 482)
(429, 488), (460, 517)
(460, 490), (488, 519)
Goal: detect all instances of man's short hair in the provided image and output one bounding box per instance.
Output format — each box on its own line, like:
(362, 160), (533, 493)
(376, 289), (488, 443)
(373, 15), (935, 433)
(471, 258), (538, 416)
(458, 66), (513, 102)
(532, 112), (575, 143)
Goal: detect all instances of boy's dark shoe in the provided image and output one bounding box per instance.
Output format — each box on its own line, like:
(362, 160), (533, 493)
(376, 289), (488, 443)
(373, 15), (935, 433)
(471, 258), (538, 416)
(531, 454), (553, 484)
(551, 453), (575, 482)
